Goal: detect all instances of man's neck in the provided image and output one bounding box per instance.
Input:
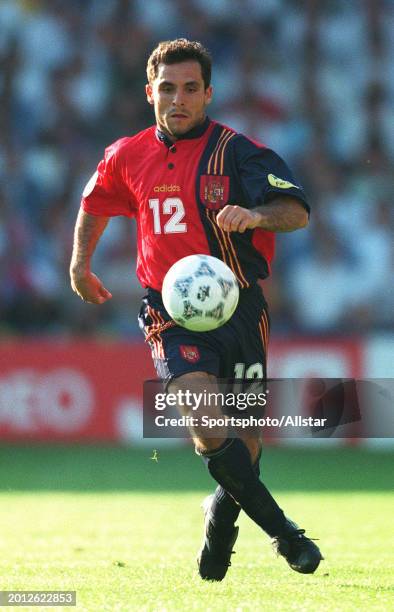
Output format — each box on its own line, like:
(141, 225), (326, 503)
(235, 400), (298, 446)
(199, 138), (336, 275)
(156, 116), (210, 143)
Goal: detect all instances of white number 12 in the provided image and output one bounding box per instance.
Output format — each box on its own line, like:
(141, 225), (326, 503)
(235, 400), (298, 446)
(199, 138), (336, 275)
(149, 197), (187, 234)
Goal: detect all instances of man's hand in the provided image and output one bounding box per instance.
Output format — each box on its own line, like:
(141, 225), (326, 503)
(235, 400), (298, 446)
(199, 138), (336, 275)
(216, 197), (308, 233)
(70, 270), (112, 304)
(216, 206), (261, 233)
(69, 209), (111, 303)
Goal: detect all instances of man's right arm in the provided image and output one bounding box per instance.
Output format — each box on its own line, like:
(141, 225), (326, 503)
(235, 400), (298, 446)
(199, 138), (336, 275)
(69, 209), (113, 304)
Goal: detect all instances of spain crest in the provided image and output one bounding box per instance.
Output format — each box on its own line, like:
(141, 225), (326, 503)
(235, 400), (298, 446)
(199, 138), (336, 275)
(179, 345), (200, 363)
(200, 175), (230, 210)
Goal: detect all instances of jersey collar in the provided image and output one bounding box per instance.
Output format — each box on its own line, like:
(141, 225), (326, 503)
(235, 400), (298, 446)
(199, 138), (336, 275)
(156, 116), (211, 148)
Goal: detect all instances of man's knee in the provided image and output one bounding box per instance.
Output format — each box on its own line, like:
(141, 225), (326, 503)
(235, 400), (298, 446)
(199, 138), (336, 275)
(194, 436), (227, 455)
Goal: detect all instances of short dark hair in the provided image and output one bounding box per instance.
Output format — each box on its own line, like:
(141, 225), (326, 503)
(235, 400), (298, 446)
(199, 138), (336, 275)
(146, 38), (212, 89)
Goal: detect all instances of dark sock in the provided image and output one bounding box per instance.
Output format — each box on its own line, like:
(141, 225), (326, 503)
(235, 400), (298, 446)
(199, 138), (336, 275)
(202, 438), (286, 537)
(209, 449), (261, 532)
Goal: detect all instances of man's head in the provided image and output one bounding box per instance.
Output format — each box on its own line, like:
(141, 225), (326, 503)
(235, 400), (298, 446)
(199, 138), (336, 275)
(146, 39), (213, 140)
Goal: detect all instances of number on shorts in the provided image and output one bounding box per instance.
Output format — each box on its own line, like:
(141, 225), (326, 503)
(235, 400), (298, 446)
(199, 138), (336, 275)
(234, 362), (264, 379)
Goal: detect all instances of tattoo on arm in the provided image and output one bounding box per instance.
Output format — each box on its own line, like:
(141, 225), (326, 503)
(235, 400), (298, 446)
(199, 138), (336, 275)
(253, 197), (309, 232)
(70, 210), (109, 274)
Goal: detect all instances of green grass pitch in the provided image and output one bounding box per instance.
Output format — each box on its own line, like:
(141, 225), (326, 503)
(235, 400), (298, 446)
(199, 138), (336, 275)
(0, 445), (393, 611)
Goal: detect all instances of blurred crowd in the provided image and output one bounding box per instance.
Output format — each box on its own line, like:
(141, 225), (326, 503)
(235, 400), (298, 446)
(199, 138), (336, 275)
(0, 0), (393, 337)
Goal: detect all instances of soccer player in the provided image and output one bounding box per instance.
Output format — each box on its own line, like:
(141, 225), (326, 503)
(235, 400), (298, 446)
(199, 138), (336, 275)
(70, 39), (323, 581)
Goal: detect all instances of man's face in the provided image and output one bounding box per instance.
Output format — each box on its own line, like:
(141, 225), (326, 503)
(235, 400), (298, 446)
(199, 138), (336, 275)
(146, 61), (213, 139)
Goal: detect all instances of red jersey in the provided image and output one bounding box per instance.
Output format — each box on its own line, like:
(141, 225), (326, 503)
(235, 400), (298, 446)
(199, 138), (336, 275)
(81, 118), (308, 291)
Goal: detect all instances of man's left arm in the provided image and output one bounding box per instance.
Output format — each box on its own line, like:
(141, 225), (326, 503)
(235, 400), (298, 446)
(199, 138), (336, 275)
(216, 195), (308, 233)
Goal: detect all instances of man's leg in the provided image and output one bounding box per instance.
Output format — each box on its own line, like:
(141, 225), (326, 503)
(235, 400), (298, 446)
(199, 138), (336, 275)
(168, 371), (242, 581)
(169, 371), (323, 580)
(207, 443), (261, 532)
(203, 433), (261, 537)
(169, 372), (287, 537)
(197, 445), (261, 581)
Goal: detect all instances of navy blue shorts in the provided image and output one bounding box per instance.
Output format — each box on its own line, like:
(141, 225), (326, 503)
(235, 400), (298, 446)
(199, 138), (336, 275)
(138, 284), (269, 383)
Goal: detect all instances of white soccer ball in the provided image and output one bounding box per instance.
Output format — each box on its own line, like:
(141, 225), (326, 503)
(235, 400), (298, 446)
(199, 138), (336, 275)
(162, 254), (239, 332)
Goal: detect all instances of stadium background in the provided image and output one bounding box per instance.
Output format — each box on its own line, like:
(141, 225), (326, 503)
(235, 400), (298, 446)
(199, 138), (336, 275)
(0, 2), (393, 609)
(0, 0), (392, 444)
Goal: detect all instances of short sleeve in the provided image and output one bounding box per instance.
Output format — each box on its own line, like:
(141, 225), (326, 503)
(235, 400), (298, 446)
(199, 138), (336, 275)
(81, 140), (136, 218)
(233, 136), (310, 214)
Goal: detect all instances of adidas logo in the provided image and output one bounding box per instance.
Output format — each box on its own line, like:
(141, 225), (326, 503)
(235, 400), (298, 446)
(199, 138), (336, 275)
(153, 184), (181, 192)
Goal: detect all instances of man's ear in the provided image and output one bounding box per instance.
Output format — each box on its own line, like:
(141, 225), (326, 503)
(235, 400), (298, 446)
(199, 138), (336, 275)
(205, 85), (213, 106)
(146, 83), (154, 105)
